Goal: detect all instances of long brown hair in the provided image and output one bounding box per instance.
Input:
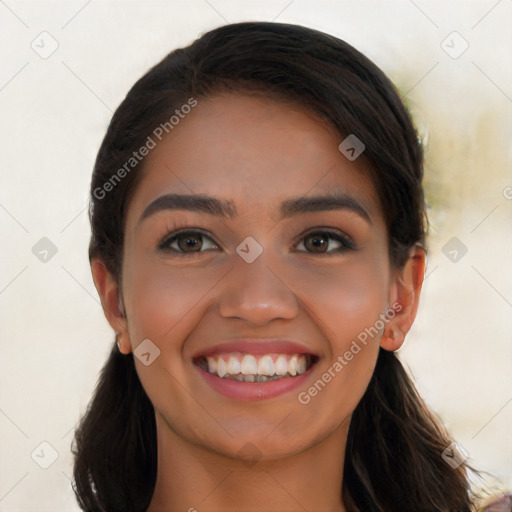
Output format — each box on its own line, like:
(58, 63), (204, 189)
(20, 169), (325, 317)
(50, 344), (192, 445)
(73, 21), (477, 511)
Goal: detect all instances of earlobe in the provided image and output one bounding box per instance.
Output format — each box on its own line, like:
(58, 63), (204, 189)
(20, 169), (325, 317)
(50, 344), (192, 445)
(91, 259), (132, 354)
(381, 245), (426, 352)
(381, 324), (404, 352)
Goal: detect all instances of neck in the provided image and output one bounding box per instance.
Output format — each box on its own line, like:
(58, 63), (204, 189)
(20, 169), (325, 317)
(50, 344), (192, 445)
(147, 413), (349, 512)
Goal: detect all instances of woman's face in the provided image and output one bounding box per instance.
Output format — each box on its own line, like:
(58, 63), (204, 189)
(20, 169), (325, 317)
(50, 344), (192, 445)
(117, 93), (406, 460)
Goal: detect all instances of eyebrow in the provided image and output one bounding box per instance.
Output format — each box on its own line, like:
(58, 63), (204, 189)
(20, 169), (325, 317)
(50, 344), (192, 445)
(139, 194), (237, 223)
(139, 193), (371, 225)
(280, 195), (371, 223)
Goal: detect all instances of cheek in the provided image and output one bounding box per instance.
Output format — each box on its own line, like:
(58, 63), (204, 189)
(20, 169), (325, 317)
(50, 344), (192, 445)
(123, 256), (226, 346)
(121, 257), (229, 433)
(290, 255), (390, 349)
(288, 254), (389, 421)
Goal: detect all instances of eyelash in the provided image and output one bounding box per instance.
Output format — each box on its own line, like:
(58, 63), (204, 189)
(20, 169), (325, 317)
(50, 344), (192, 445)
(157, 227), (356, 256)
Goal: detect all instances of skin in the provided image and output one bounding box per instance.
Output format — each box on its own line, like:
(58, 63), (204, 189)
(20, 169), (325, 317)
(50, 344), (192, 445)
(92, 93), (426, 512)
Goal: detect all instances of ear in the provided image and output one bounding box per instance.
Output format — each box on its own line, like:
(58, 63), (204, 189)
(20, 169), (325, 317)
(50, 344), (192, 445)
(91, 259), (132, 354)
(381, 245), (426, 351)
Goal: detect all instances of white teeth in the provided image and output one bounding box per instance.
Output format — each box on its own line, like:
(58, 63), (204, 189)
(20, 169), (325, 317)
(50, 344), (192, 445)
(202, 353), (311, 380)
(217, 357), (227, 378)
(288, 355), (298, 376)
(240, 354), (258, 375)
(207, 357), (217, 375)
(274, 355), (288, 376)
(227, 356), (241, 375)
(257, 355), (274, 376)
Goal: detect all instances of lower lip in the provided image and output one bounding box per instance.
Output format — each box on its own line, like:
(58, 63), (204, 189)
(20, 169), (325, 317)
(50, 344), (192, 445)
(195, 364), (315, 401)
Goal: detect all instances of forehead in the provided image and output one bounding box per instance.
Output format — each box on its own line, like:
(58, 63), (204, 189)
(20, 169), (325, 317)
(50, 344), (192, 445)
(126, 93), (381, 223)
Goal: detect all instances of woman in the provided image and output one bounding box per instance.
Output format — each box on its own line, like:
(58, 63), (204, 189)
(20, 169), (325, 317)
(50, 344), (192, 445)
(72, 21), (508, 511)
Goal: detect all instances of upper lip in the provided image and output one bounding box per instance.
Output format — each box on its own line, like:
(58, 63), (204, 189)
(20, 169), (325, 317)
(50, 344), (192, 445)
(192, 338), (318, 359)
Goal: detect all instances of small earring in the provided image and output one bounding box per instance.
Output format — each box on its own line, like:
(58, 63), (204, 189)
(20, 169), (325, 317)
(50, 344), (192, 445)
(115, 333), (122, 351)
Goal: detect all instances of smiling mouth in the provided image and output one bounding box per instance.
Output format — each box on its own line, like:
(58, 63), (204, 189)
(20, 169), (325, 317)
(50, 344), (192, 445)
(194, 352), (318, 383)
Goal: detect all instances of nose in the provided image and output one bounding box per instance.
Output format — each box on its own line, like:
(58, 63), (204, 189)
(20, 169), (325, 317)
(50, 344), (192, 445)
(217, 254), (299, 326)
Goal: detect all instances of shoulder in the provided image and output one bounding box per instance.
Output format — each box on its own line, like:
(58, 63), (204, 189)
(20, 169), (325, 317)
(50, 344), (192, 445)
(480, 495), (512, 512)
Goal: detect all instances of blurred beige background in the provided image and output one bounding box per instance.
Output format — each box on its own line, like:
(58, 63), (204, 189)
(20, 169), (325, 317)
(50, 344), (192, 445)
(1, 0), (511, 509)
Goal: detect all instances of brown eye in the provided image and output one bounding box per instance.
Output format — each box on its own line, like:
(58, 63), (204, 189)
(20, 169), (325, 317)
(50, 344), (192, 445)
(304, 233), (330, 253)
(177, 233), (203, 252)
(160, 231), (219, 253)
(296, 231), (354, 254)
